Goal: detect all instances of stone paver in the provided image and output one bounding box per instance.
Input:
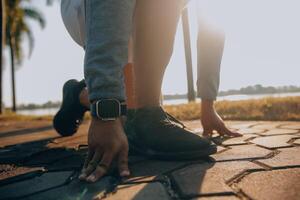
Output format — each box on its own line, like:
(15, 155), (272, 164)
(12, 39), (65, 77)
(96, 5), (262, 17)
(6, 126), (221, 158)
(103, 183), (171, 200)
(225, 122), (258, 130)
(0, 171), (74, 200)
(192, 196), (239, 200)
(171, 161), (261, 197)
(0, 120), (299, 200)
(251, 122), (284, 130)
(221, 134), (257, 146)
(250, 135), (298, 149)
(237, 128), (265, 134)
(259, 128), (299, 136)
(237, 168), (300, 200)
(0, 120), (51, 135)
(125, 160), (186, 183)
(23, 177), (114, 200)
(216, 146), (227, 153)
(293, 138), (300, 145)
(280, 124), (300, 130)
(257, 147), (300, 168)
(211, 145), (272, 161)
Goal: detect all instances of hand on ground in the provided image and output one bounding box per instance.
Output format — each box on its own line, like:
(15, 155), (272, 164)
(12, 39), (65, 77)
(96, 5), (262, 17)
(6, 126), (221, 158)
(201, 101), (242, 137)
(79, 118), (130, 183)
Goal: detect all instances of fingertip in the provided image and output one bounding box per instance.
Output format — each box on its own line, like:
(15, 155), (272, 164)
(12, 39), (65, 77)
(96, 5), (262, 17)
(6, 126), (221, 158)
(79, 173), (87, 180)
(120, 170), (130, 177)
(232, 131), (243, 137)
(86, 174), (96, 183)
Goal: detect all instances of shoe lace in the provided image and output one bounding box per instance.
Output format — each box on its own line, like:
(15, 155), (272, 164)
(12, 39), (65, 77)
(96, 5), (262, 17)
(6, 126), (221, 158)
(165, 112), (186, 129)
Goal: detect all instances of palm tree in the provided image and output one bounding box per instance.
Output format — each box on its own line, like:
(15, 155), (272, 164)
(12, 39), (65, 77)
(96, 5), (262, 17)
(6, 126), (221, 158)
(0, 0), (5, 114)
(5, 0), (45, 112)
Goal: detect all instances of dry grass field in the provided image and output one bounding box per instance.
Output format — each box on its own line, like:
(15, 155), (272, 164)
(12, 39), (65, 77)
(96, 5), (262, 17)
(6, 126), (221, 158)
(1, 96), (299, 122)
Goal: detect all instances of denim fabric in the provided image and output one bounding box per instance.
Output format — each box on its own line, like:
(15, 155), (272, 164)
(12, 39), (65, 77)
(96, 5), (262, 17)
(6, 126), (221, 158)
(84, 0), (136, 102)
(61, 0), (221, 101)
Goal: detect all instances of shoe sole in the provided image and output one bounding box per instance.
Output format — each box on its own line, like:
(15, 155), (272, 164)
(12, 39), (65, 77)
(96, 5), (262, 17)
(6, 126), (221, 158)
(53, 79), (80, 136)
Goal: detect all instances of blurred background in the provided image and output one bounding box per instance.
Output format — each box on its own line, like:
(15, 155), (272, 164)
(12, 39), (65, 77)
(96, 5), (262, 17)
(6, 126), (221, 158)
(0, 0), (299, 120)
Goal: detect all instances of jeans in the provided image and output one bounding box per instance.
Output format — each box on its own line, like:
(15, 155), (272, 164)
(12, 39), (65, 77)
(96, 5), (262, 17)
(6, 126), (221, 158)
(61, 0), (221, 101)
(84, 0), (136, 102)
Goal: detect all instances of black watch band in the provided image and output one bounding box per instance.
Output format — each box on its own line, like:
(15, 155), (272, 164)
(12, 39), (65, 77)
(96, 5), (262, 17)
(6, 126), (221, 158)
(90, 99), (127, 121)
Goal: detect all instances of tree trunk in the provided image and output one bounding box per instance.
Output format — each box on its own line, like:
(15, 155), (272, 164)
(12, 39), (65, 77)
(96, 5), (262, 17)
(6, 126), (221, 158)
(0, 0), (4, 114)
(182, 8), (195, 102)
(8, 36), (16, 112)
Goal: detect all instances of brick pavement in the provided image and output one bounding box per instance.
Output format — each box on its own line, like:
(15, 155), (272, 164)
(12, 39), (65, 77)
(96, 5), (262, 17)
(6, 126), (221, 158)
(0, 120), (299, 200)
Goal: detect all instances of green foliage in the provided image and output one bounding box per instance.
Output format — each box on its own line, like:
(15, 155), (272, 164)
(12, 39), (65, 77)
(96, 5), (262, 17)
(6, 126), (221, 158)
(5, 0), (45, 65)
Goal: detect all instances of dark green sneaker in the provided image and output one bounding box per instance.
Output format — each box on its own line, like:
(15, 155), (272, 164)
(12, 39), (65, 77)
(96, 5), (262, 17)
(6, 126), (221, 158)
(53, 79), (88, 136)
(124, 107), (217, 160)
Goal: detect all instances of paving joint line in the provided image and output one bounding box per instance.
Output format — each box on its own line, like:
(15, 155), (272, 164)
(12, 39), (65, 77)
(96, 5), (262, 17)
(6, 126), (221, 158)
(254, 144), (295, 150)
(211, 152), (274, 163)
(166, 173), (191, 200)
(250, 160), (273, 170)
(257, 132), (300, 137)
(176, 191), (236, 199)
(119, 177), (166, 185)
(271, 165), (300, 170)
(49, 134), (87, 144)
(222, 142), (253, 147)
(289, 137), (300, 144)
(229, 183), (253, 200)
(227, 168), (267, 186)
(247, 123), (264, 129)
(161, 175), (181, 200)
(277, 123), (299, 129)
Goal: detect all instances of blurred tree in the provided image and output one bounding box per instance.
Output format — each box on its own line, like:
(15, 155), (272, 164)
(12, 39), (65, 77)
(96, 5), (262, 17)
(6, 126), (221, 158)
(0, 0), (4, 114)
(5, 0), (45, 112)
(46, 0), (58, 5)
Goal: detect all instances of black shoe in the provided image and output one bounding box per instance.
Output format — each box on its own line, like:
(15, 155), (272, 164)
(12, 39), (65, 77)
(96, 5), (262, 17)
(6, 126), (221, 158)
(124, 107), (217, 160)
(53, 79), (88, 136)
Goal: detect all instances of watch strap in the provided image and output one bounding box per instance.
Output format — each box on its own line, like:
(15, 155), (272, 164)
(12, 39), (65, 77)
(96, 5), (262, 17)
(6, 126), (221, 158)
(90, 99), (127, 120)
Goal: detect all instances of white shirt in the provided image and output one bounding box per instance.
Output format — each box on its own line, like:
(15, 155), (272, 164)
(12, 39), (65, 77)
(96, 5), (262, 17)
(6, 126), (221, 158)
(61, 0), (86, 48)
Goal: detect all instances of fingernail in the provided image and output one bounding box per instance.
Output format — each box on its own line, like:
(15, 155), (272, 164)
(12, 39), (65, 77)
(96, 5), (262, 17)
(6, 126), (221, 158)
(79, 174), (86, 180)
(120, 170), (130, 177)
(87, 175), (96, 182)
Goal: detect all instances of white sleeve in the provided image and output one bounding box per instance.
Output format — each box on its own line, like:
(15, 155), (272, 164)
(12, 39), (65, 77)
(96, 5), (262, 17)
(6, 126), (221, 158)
(61, 0), (86, 48)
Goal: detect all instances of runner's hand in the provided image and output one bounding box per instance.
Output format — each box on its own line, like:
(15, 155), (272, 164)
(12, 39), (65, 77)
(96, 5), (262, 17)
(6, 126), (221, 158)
(79, 118), (130, 182)
(201, 100), (242, 137)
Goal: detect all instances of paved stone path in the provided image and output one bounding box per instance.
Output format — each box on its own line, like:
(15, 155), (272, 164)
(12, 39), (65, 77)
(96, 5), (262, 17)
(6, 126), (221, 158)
(0, 120), (299, 200)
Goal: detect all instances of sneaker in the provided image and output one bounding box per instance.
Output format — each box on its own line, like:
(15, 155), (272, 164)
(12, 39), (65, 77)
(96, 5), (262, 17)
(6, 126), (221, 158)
(53, 79), (88, 136)
(124, 107), (217, 160)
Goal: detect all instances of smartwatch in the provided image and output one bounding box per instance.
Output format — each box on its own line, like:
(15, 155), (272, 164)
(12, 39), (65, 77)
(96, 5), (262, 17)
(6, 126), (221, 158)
(90, 99), (127, 121)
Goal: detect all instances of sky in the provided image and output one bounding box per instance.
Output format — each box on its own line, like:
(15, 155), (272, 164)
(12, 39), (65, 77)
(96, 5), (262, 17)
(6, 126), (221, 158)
(2, 0), (300, 106)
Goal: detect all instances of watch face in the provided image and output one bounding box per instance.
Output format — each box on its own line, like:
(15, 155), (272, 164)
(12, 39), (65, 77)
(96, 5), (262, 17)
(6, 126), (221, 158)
(97, 99), (120, 120)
